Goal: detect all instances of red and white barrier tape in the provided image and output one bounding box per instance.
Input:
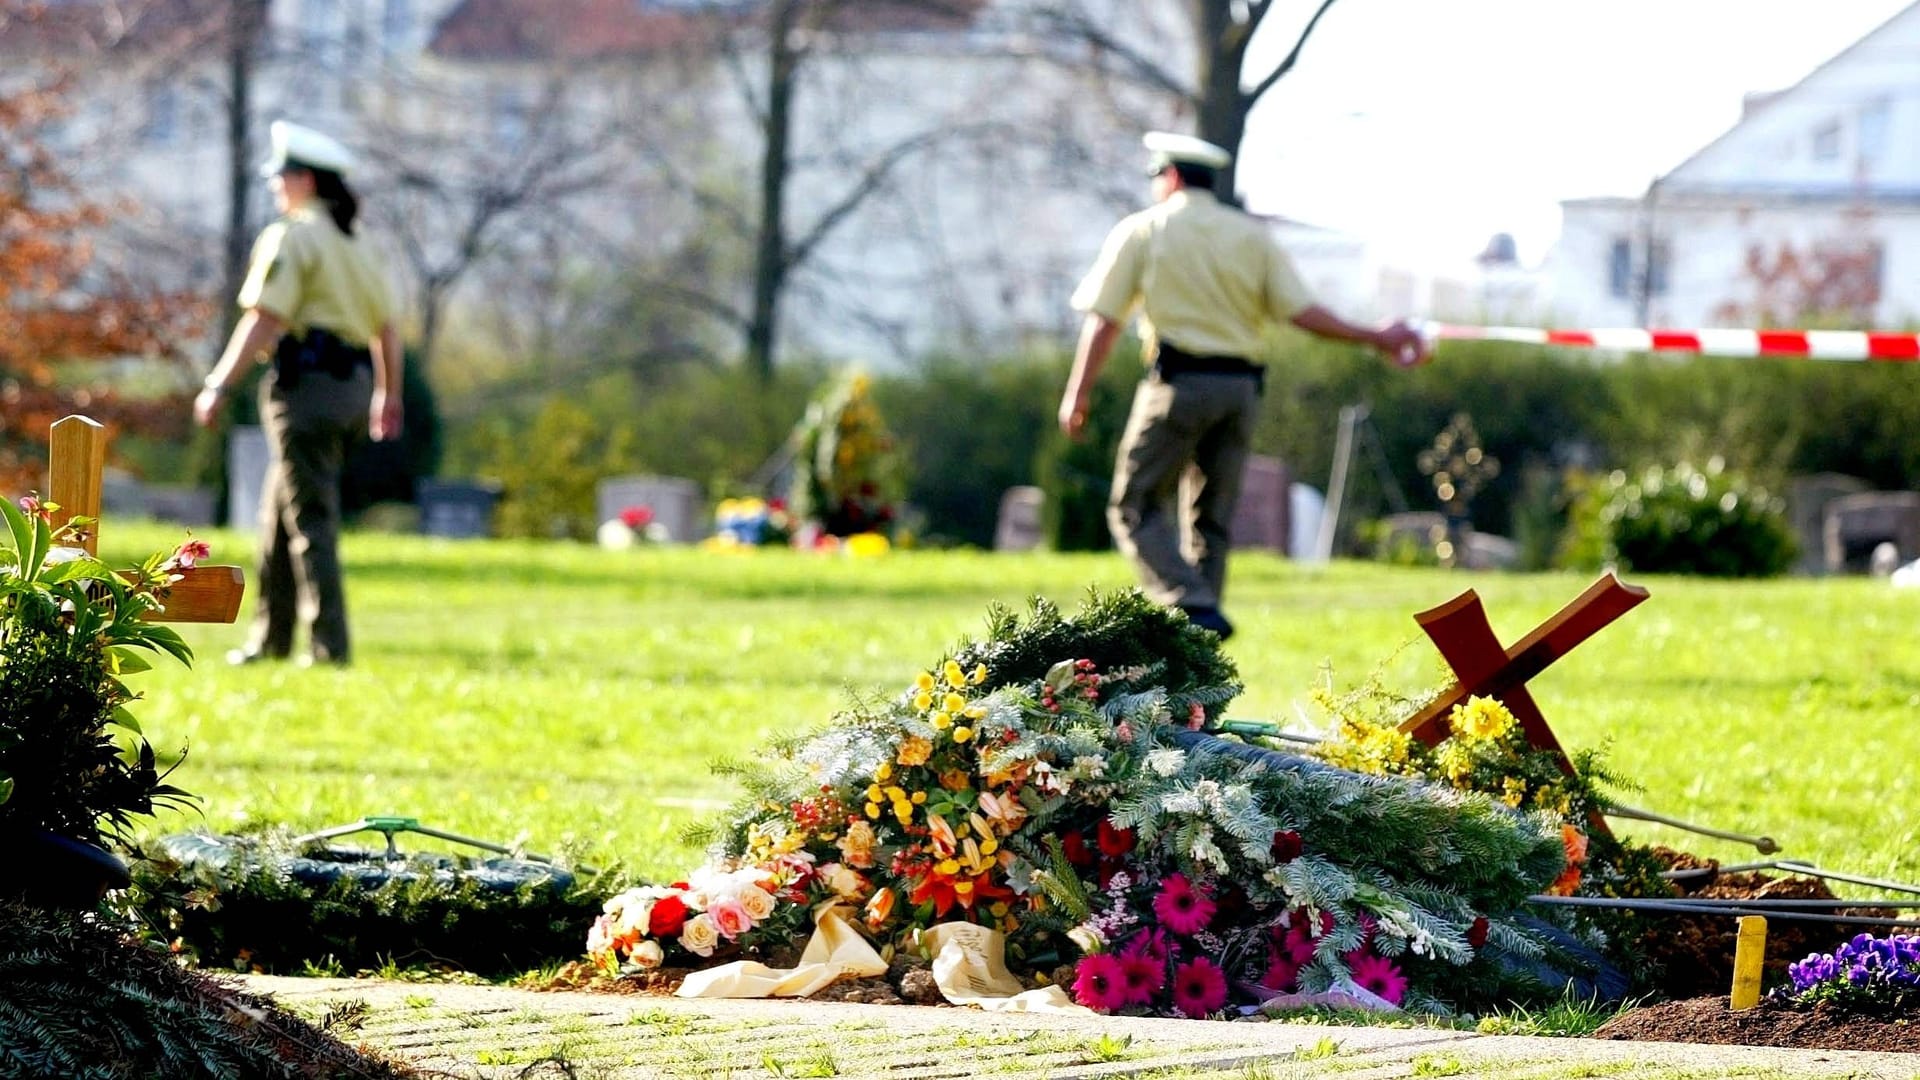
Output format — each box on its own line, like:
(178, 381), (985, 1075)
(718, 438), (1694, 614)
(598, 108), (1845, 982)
(1428, 323), (1920, 362)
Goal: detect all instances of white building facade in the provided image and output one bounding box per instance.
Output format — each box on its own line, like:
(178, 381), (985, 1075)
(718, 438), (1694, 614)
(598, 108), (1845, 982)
(1552, 1), (1920, 330)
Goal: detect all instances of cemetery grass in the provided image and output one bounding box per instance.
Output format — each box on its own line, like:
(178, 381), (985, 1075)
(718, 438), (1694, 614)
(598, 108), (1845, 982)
(112, 524), (1920, 897)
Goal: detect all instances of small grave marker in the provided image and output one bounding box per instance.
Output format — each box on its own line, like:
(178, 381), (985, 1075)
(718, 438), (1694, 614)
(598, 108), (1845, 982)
(48, 415), (245, 624)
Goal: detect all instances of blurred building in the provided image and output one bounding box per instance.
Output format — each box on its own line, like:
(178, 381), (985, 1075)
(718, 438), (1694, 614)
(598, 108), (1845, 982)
(4, 0), (1196, 362)
(1552, 1), (1920, 329)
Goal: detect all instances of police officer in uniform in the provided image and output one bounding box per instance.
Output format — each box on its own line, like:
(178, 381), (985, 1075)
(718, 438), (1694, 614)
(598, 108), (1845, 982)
(194, 120), (403, 667)
(1059, 132), (1430, 640)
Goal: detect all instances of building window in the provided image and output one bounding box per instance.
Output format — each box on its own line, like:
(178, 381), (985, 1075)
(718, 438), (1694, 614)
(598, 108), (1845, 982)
(383, 0), (411, 54)
(1608, 238), (1632, 298)
(302, 0), (336, 53)
(142, 86), (178, 146)
(1858, 99), (1890, 165)
(1812, 118), (1841, 161)
(1608, 237), (1669, 299)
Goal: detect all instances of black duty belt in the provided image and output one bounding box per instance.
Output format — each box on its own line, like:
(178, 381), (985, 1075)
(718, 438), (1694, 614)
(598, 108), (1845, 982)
(1154, 343), (1265, 388)
(273, 327), (372, 390)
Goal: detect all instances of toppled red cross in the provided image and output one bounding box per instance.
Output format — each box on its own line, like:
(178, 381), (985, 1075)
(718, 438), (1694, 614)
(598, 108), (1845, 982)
(1398, 572), (1649, 777)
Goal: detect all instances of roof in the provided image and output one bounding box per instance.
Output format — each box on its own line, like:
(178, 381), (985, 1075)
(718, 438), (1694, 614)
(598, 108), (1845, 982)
(428, 0), (988, 63)
(0, 0), (227, 57)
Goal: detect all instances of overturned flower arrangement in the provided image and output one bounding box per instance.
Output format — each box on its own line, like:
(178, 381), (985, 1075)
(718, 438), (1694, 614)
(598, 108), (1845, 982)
(590, 592), (1596, 1017)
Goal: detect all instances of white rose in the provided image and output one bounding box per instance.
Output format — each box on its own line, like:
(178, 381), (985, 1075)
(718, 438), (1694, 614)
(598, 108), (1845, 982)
(679, 913), (719, 957)
(628, 940), (665, 969)
(738, 886), (777, 922)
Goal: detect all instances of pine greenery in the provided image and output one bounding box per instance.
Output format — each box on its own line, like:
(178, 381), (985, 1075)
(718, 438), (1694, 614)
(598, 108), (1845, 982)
(0, 901), (415, 1079)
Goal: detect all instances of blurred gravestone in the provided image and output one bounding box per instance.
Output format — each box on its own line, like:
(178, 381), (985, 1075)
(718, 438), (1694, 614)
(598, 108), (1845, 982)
(1788, 472), (1870, 575)
(1290, 484), (1326, 563)
(1230, 455), (1290, 552)
(597, 475), (702, 543)
(144, 485), (217, 526)
(1823, 491), (1920, 573)
(417, 479), (503, 538)
(227, 425), (269, 531)
(993, 486), (1045, 552)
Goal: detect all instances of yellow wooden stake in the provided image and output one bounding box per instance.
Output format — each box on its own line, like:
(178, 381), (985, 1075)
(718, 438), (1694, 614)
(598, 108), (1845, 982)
(1730, 915), (1767, 1010)
(49, 415), (106, 555)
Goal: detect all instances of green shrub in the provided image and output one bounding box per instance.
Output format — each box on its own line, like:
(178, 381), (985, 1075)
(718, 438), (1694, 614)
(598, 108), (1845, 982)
(1559, 460), (1796, 577)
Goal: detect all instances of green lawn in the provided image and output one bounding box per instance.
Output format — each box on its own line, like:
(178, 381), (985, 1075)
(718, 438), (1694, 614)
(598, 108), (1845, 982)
(108, 523), (1919, 887)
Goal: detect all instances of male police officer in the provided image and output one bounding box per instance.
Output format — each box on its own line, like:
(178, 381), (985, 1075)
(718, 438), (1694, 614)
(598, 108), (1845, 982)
(1059, 132), (1429, 640)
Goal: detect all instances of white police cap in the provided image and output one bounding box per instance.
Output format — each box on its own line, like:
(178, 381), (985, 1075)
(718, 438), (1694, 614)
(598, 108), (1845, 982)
(1144, 131), (1232, 171)
(259, 120), (355, 178)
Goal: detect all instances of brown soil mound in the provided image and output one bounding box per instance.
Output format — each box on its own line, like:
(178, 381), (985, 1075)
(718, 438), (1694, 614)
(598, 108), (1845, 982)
(1635, 848), (1895, 999)
(1594, 996), (1918, 1054)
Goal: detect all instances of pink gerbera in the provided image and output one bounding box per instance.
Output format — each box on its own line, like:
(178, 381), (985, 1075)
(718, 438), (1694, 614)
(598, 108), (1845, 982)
(1170, 957), (1229, 1018)
(1258, 947), (1300, 994)
(1348, 951), (1408, 1006)
(1152, 873), (1216, 936)
(1118, 952), (1165, 1006)
(1072, 954), (1130, 1012)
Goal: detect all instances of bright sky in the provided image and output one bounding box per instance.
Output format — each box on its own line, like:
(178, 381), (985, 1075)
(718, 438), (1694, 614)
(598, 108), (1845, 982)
(1239, 0), (1916, 269)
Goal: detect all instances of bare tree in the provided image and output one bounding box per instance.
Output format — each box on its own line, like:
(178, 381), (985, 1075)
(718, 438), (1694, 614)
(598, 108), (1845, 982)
(1032, 0), (1344, 201)
(735, 0), (987, 379)
(354, 76), (638, 375)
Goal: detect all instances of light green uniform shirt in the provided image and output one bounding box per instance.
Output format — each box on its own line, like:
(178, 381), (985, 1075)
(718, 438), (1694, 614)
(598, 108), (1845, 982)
(237, 206), (394, 348)
(1071, 189), (1314, 362)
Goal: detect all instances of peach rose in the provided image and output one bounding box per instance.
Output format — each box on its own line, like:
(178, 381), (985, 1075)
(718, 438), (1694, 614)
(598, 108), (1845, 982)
(708, 897), (754, 940)
(679, 913), (719, 957)
(628, 940), (665, 969)
(738, 886), (777, 922)
(838, 820), (877, 869)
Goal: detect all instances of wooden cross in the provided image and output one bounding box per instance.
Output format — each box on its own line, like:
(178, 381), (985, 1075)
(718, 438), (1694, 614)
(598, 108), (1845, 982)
(1397, 572), (1649, 776)
(48, 415), (246, 624)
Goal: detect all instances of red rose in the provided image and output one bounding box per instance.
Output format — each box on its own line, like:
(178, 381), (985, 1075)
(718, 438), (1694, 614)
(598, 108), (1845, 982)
(649, 894), (690, 938)
(1097, 821), (1135, 858)
(1062, 831), (1095, 867)
(1270, 830), (1303, 863)
(1467, 916), (1490, 950)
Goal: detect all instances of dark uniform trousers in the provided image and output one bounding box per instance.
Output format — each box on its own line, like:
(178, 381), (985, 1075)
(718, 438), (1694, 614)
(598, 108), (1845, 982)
(1106, 369), (1260, 611)
(246, 365), (372, 664)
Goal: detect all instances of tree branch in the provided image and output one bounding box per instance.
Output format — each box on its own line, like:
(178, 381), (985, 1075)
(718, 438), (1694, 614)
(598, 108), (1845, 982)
(1246, 0), (1339, 105)
(1029, 6), (1197, 108)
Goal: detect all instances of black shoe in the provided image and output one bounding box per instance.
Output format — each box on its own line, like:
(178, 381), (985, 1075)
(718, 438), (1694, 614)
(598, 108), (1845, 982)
(225, 648), (285, 666)
(1180, 606), (1235, 641)
(296, 652), (351, 669)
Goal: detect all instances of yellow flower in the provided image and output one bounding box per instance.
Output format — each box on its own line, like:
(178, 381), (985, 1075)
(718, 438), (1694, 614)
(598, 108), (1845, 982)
(951, 726), (974, 744)
(915, 672), (936, 692)
(963, 705), (987, 720)
(953, 880), (974, 896)
(936, 859), (961, 876)
(913, 691), (934, 712)
(970, 664), (988, 685)
(893, 802), (913, 825)
(865, 802), (882, 819)
(875, 761), (893, 782)
(896, 736), (932, 766)
(911, 791), (926, 804)
(944, 661), (967, 689)
(931, 711), (953, 730)
(885, 785), (907, 802)
(1449, 695), (1516, 742)
(1501, 777), (1527, 808)
(943, 692), (967, 713)
(866, 784), (884, 803)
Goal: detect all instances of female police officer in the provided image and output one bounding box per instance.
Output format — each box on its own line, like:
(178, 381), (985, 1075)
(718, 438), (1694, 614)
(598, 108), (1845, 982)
(194, 120), (402, 668)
